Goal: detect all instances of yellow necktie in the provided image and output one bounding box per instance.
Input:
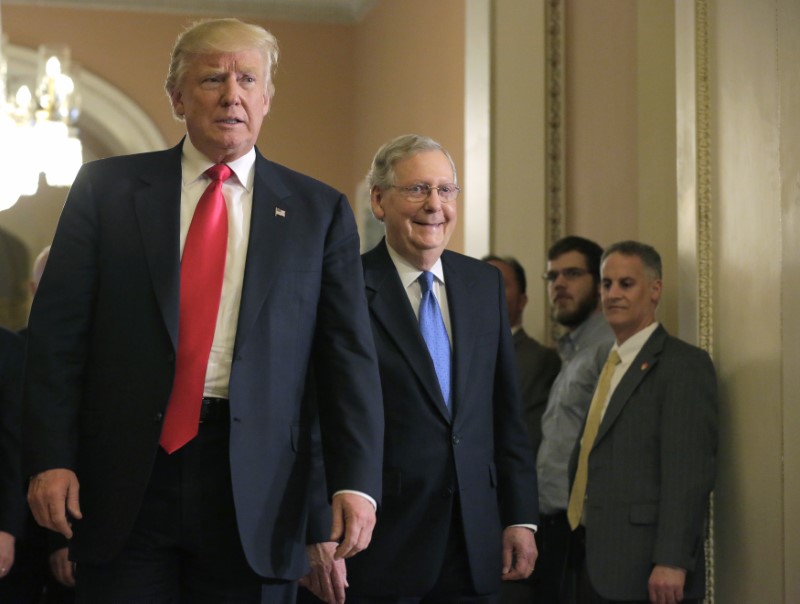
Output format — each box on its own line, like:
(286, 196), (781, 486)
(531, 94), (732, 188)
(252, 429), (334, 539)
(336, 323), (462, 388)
(567, 349), (621, 529)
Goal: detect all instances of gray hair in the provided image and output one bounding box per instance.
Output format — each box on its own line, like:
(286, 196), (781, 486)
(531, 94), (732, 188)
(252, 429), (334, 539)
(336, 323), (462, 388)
(367, 134), (458, 190)
(165, 18), (279, 118)
(602, 240), (662, 280)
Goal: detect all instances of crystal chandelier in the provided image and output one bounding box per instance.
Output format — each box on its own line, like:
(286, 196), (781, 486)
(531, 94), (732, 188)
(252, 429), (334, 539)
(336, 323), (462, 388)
(0, 5), (83, 211)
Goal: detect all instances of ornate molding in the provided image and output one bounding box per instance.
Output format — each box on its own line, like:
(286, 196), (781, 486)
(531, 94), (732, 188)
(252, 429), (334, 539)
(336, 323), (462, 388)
(545, 0), (566, 248)
(545, 0), (565, 344)
(694, 0), (715, 602)
(696, 0), (713, 357)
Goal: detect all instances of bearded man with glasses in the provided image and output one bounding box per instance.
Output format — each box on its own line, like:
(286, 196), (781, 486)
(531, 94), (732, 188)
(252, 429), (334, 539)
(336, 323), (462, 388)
(515, 236), (616, 604)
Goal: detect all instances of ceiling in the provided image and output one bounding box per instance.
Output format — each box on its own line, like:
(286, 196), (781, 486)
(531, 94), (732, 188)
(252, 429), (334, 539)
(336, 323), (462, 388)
(4, 0), (378, 24)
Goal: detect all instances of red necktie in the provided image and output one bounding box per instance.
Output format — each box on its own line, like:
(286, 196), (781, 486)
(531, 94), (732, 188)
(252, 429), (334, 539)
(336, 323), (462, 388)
(160, 164), (232, 453)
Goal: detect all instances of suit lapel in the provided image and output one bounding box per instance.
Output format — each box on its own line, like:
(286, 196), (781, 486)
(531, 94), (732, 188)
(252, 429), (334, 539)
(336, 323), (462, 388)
(441, 252), (477, 418)
(134, 144), (183, 350)
(232, 151), (291, 355)
(364, 241), (451, 421)
(595, 325), (667, 443)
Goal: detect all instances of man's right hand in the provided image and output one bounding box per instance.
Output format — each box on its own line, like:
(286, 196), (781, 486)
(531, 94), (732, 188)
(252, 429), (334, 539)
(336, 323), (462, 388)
(27, 469), (82, 539)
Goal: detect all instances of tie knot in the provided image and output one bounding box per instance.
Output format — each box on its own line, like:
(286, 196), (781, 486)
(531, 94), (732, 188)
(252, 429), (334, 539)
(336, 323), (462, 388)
(608, 349), (621, 367)
(418, 271), (435, 295)
(205, 164), (232, 183)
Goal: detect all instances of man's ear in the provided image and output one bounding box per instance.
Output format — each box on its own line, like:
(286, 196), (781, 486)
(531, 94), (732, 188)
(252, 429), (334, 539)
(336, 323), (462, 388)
(171, 90), (184, 117)
(650, 278), (663, 304)
(370, 187), (385, 221)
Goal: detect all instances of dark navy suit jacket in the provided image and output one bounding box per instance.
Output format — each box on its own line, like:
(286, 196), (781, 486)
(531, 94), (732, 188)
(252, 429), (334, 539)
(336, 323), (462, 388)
(22, 142), (384, 580)
(348, 240), (538, 596)
(0, 328), (24, 541)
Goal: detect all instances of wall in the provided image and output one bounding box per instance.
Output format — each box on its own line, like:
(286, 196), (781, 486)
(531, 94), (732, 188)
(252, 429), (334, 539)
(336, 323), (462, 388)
(709, 0), (799, 600)
(635, 2), (677, 338)
(564, 0), (638, 247)
(779, 0), (800, 597)
(491, 0), (549, 342)
(564, 0), (677, 334)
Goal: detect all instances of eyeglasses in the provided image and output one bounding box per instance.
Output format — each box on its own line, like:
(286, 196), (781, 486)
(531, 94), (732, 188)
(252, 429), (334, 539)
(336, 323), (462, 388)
(389, 183), (461, 203)
(541, 267), (590, 282)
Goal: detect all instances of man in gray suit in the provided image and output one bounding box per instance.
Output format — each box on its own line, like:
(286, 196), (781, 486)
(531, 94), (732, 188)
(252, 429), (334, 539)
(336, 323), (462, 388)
(569, 241), (717, 604)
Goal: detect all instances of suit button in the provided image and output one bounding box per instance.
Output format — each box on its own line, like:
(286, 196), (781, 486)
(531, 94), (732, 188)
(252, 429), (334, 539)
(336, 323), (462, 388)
(443, 487), (454, 499)
(154, 412), (163, 422)
(452, 435), (461, 445)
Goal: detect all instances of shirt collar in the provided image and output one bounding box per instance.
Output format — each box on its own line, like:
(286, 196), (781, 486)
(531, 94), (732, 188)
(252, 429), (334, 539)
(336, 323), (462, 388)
(613, 321), (660, 365)
(181, 137), (256, 192)
(386, 242), (445, 289)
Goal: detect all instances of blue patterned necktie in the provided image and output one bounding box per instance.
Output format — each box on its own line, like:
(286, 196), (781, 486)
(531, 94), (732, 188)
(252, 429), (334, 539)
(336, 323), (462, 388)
(418, 271), (451, 408)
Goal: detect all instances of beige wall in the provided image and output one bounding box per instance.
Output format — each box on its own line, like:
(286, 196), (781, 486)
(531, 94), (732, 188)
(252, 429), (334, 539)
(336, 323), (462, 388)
(491, 0), (549, 342)
(709, 0), (799, 600)
(565, 0), (638, 246)
(564, 0), (677, 333)
(779, 0), (800, 597)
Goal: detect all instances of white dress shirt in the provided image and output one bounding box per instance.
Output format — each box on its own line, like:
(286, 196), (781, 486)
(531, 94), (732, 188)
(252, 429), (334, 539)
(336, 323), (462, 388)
(179, 139), (255, 399)
(600, 322), (660, 419)
(385, 243), (452, 344)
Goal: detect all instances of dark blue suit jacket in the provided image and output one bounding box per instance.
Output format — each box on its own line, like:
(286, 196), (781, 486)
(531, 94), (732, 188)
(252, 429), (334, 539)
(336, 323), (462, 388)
(0, 328), (24, 541)
(22, 142), (384, 580)
(347, 240), (538, 596)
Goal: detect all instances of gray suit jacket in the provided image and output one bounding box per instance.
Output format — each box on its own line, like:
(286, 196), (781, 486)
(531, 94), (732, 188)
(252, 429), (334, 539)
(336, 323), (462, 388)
(575, 325), (717, 600)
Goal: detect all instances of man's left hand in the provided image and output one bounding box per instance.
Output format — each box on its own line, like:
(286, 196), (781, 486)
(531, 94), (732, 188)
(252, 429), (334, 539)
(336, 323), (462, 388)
(648, 564), (687, 604)
(329, 493), (376, 559)
(298, 542), (347, 604)
(501, 526), (537, 580)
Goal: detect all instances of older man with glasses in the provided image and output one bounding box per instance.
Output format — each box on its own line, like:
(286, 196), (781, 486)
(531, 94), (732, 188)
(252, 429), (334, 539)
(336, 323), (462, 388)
(342, 134), (539, 604)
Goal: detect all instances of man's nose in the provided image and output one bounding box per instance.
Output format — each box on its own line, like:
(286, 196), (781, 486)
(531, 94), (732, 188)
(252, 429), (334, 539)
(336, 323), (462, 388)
(220, 79), (241, 105)
(423, 189), (444, 210)
(552, 271), (569, 287)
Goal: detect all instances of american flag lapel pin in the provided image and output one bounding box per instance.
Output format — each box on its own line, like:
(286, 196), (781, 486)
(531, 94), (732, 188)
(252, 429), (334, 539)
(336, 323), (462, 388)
(275, 207), (286, 218)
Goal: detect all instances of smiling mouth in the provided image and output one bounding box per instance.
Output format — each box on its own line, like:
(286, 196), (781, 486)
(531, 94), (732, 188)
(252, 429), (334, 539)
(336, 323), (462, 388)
(218, 118), (244, 125)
